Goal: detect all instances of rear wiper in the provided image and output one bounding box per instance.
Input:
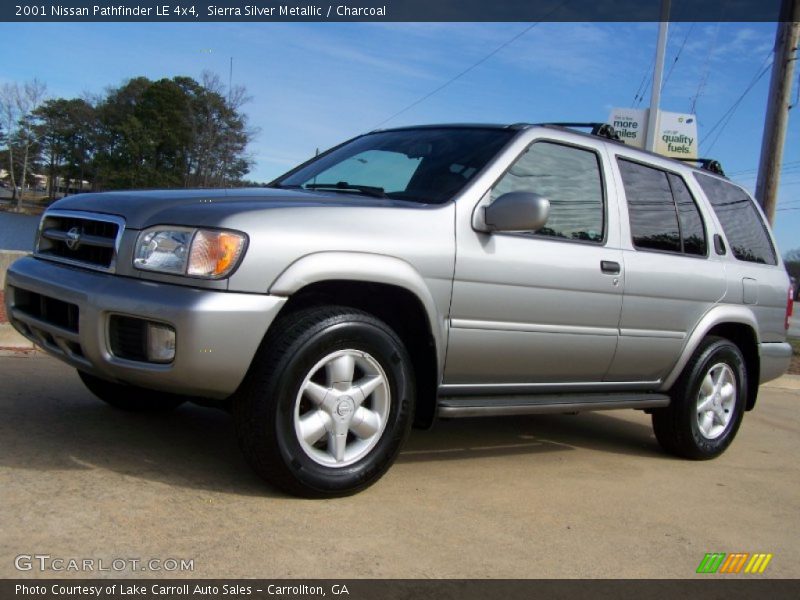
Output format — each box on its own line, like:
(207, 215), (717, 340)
(304, 182), (387, 198)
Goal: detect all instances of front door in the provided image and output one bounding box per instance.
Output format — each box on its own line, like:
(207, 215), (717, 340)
(444, 138), (624, 387)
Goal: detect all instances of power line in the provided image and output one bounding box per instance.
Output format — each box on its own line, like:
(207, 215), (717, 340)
(728, 160), (800, 176)
(791, 70), (800, 109)
(689, 23), (721, 114)
(634, 78), (652, 109)
(632, 57), (655, 108)
(371, 1), (570, 129)
(371, 23), (543, 128)
(703, 51), (772, 141)
(662, 23), (695, 92)
(702, 57), (773, 153)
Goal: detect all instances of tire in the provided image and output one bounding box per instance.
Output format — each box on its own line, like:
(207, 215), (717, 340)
(233, 306), (415, 498)
(78, 370), (186, 412)
(652, 336), (747, 460)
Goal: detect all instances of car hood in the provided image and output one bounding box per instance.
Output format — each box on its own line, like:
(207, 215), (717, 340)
(49, 188), (428, 229)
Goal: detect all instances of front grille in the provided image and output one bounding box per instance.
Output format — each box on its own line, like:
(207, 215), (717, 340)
(36, 211), (124, 272)
(12, 287), (79, 333)
(109, 315), (148, 362)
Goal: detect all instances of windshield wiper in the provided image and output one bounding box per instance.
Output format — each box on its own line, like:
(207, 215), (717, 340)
(304, 182), (387, 198)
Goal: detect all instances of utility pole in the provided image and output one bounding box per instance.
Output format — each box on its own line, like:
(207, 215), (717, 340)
(755, 0), (799, 225)
(645, 0), (671, 152)
(228, 56), (233, 102)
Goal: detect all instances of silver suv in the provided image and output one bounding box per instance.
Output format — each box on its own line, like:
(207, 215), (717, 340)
(4, 123), (794, 497)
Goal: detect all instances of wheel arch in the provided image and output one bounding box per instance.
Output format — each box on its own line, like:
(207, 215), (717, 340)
(661, 306), (760, 411)
(269, 253), (446, 428)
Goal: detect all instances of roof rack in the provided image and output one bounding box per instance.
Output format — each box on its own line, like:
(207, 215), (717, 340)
(675, 158), (725, 176)
(542, 122), (624, 142)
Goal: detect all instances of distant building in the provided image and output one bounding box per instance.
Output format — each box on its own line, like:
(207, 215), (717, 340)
(0, 169), (90, 195)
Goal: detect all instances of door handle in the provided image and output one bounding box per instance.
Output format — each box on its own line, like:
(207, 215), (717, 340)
(600, 260), (621, 275)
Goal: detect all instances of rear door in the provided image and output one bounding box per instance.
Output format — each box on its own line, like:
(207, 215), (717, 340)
(605, 156), (726, 382)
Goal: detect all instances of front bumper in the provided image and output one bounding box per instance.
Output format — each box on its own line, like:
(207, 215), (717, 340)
(4, 256), (286, 399)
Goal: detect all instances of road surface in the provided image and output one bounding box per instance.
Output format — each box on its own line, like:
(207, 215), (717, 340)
(0, 210), (38, 252)
(1, 355), (798, 579)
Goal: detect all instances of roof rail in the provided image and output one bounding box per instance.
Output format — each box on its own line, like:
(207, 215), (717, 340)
(542, 122), (623, 142)
(675, 158), (725, 176)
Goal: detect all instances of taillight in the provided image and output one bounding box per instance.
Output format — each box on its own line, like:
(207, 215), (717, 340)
(787, 285), (795, 330)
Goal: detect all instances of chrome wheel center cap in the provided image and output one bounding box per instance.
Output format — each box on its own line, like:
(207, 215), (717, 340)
(336, 396), (355, 418)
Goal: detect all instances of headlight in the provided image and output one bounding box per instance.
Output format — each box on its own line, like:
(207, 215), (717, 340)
(134, 227), (247, 279)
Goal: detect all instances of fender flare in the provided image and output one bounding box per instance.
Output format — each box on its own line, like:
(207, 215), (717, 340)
(660, 305), (760, 391)
(269, 251), (448, 371)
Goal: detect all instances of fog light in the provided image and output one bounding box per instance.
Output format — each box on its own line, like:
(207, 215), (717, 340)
(147, 322), (176, 363)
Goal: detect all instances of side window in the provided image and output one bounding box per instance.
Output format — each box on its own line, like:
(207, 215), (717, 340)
(618, 159), (681, 253)
(618, 159), (708, 256)
(695, 173), (777, 265)
(669, 174), (707, 256)
(491, 141), (604, 243)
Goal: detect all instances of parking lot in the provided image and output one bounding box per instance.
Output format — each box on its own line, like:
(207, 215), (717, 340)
(0, 209), (39, 252)
(0, 355), (798, 579)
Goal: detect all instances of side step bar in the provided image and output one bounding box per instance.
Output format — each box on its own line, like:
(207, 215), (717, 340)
(437, 393), (670, 418)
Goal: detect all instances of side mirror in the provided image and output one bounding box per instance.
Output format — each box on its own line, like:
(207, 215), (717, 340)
(480, 192), (550, 233)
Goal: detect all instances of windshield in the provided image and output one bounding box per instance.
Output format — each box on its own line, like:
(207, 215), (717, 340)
(274, 127), (516, 204)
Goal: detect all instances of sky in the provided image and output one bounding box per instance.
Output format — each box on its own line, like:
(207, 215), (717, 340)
(0, 21), (798, 253)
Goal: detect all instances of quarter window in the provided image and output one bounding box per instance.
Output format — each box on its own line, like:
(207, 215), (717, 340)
(491, 141), (604, 243)
(618, 159), (707, 256)
(695, 173), (777, 265)
(669, 174), (707, 256)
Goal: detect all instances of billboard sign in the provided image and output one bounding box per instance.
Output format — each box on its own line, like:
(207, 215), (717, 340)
(608, 108), (647, 149)
(607, 108), (698, 159)
(656, 111), (698, 159)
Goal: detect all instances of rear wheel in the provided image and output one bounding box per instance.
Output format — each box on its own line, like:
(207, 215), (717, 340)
(652, 336), (747, 459)
(77, 370), (186, 412)
(233, 307), (415, 498)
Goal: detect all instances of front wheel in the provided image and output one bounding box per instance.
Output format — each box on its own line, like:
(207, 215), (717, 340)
(233, 307), (415, 497)
(652, 336), (747, 459)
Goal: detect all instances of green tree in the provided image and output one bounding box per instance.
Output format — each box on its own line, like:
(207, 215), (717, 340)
(175, 72), (254, 187)
(33, 97), (96, 196)
(11, 74), (256, 197)
(93, 75), (253, 189)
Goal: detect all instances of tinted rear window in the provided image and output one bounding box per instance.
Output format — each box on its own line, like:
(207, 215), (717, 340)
(695, 174), (776, 265)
